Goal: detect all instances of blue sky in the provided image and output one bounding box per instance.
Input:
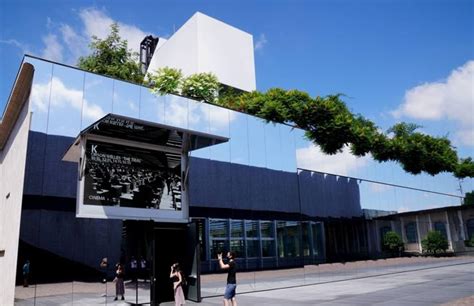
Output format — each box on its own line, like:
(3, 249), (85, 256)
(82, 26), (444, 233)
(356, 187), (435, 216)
(1, 0), (473, 211)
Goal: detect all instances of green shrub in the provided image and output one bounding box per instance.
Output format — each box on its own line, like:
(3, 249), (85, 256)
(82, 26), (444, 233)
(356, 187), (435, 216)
(148, 67), (182, 96)
(181, 72), (219, 103)
(422, 230), (449, 254)
(382, 231), (404, 256)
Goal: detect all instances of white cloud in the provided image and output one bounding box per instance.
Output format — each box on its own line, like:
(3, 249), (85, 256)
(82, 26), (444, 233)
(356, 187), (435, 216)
(254, 33), (267, 52)
(59, 24), (89, 62)
(78, 8), (148, 55)
(393, 60), (474, 146)
(28, 8), (150, 65)
(31, 77), (105, 120)
(41, 34), (63, 62)
(296, 144), (370, 176)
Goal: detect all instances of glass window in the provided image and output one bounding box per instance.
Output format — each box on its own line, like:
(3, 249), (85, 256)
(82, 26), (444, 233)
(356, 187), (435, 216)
(26, 58), (53, 133)
(265, 123), (281, 170)
(139, 87), (165, 124)
(302, 222), (311, 256)
(262, 240), (275, 257)
(210, 219), (228, 238)
(279, 125), (297, 172)
(261, 221), (274, 238)
(209, 104), (230, 162)
(112, 79), (140, 118)
(229, 112), (249, 165)
(230, 239), (244, 258)
(434, 222), (447, 239)
(467, 219), (474, 240)
(164, 94), (188, 129)
(311, 222), (323, 256)
(277, 221), (301, 258)
(47, 64), (84, 137)
(81, 72), (112, 129)
(245, 220), (258, 238)
(231, 220), (244, 238)
(247, 116), (266, 168)
(246, 239), (260, 258)
(211, 240), (228, 258)
(405, 222), (418, 243)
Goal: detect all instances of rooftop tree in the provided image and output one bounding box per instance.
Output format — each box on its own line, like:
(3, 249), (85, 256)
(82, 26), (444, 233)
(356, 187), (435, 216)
(78, 23), (144, 83)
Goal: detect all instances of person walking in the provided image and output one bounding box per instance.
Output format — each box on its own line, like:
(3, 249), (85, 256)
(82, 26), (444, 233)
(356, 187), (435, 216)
(113, 263), (125, 301)
(218, 252), (237, 306)
(170, 262), (186, 305)
(22, 260), (30, 287)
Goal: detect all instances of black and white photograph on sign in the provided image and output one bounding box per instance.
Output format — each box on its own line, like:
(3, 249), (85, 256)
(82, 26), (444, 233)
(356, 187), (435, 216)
(83, 140), (182, 211)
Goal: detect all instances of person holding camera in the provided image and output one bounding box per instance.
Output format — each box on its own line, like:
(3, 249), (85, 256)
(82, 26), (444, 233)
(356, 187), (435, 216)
(170, 262), (185, 305)
(218, 252), (237, 306)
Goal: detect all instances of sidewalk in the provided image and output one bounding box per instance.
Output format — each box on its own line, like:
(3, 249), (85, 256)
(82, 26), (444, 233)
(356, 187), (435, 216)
(15, 257), (474, 305)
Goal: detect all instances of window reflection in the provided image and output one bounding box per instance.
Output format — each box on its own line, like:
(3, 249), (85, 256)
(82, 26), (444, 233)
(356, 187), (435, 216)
(82, 72), (112, 129)
(189, 100), (210, 159)
(279, 125), (297, 172)
(47, 64), (84, 137)
(209, 104), (230, 162)
(164, 95), (188, 129)
(277, 221), (301, 258)
(247, 116), (266, 167)
(229, 112), (249, 165)
(112, 79), (140, 118)
(25, 58), (53, 133)
(265, 124), (281, 170)
(139, 87), (165, 124)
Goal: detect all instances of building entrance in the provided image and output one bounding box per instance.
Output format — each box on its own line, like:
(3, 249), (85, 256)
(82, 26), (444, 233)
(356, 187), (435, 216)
(151, 221), (201, 305)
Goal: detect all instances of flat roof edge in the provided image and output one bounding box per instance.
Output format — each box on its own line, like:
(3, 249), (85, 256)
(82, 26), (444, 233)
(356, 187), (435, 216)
(0, 62), (34, 150)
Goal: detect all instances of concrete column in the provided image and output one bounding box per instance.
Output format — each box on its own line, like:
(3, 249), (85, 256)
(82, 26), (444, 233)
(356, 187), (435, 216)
(400, 217), (406, 243)
(458, 210), (466, 240)
(375, 220), (380, 253)
(415, 215), (422, 252)
(428, 214), (433, 230)
(366, 222), (372, 254)
(445, 211), (453, 251)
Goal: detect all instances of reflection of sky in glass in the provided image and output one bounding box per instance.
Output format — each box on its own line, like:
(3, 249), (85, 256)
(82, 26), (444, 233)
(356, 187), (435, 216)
(265, 124), (281, 170)
(209, 104), (230, 162)
(279, 125), (297, 172)
(139, 87), (165, 124)
(165, 95), (188, 129)
(25, 58), (53, 133)
(112, 79), (140, 119)
(247, 116), (266, 168)
(23, 58), (472, 215)
(47, 64), (84, 137)
(81, 72), (112, 129)
(229, 113), (249, 165)
(188, 99), (210, 133)
(359, 181), (462, 213)
(188, 100), (210, 159)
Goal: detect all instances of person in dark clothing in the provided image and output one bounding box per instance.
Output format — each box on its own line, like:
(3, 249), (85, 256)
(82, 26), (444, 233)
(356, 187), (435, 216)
(218, 252), (237, 306)
(114, 263), (125, 301)
(22, 260), (30, 287)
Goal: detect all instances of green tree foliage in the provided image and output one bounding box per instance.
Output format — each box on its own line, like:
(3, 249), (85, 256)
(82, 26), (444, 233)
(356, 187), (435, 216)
(78, 23), (144, 83)
(148, 68), (474, 178)
(463, 191), (474, 206)
(382, 231), (404, 255)
(421, 230), (449, 254)
(217, 89), (474, 178)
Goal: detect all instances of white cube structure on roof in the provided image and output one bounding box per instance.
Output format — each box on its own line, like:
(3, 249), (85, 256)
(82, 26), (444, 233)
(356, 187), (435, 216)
(147, 12), (256, 92)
